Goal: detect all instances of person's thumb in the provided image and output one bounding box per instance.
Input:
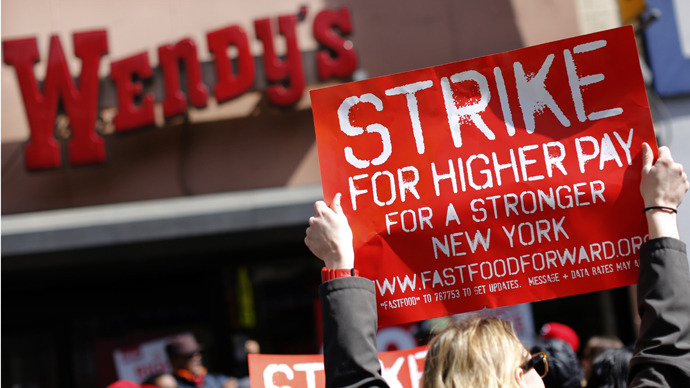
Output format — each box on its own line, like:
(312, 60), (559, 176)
(330, 193), (344, 214)
(641, 142), (654, 171)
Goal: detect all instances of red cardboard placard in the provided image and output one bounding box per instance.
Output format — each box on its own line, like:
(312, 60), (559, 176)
(248, 346), (428, 388)
(310, 26), (655, 327)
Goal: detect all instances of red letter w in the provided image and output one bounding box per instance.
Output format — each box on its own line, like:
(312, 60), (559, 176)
(3, 30), (108, 170)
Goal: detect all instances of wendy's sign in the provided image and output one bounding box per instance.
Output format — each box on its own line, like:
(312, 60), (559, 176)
(2, 7), (356, 170)
(311, 26), (656, 327)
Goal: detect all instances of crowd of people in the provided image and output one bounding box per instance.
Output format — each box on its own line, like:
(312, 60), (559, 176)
(525, 323), (632, 388)
(109, 142), (688, 388)
(108, 333), (258, 388)
(306, 143), (690, 388)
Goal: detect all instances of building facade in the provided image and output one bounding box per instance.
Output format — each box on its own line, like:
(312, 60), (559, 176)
(3, 0), (689, 387)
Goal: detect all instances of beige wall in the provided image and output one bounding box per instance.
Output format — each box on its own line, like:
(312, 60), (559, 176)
(2, 0), (626, 214)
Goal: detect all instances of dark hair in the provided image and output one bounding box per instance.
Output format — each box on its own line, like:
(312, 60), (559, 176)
(531, 338), (583, 388)
(586, 346), (633, 388)
(582, 335), (623, 362)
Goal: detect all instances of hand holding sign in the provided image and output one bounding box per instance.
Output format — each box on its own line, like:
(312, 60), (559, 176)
(305, 193), (355, 269)
(640, 143), (688, 210)
(640, 143), (689, 240)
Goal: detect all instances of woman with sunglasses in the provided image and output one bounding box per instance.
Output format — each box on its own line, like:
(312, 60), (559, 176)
(422, 316), (548, 387)
(307, 143), (689, 388)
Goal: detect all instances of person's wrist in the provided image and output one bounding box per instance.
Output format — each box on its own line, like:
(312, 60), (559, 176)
(323, 241), (355, 269)
(321, 247), (357, 283)
(643, 205), (678, 214)
(645, 210), (679, 239)
(325, 249), (354, 269)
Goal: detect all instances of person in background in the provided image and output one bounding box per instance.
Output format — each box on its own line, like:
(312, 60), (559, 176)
(580, 335), (624, 381)
(539, 322), (579, 354)
(230, 334), (261, 388)
(534, 322), (583, 387)
(305, 143), (689, 388)
(165, 333), (237, 388)
(142, 373), (179, 388)
(586, 346), (633, 388)
(531, 338), (583, 388)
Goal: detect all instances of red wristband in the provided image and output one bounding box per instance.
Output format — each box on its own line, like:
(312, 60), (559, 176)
(321, 267), (359, 282)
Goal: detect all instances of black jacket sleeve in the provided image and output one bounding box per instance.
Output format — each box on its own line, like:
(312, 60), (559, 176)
(628, 238), (690, 387)
(319, 277), (390, 388)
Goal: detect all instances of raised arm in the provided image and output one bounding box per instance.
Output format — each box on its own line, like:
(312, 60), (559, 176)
(306, 194), (389, 388)
(628, 143), (690, 387)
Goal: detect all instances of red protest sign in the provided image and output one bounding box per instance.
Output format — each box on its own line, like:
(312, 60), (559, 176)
(310, 26), (655, 328)
(248, 346), (428, 388)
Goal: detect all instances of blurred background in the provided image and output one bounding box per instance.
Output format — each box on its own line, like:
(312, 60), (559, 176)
(2, 0), (689, 387)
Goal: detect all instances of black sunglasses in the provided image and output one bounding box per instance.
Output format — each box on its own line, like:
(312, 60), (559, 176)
(521, 352), (549, 378)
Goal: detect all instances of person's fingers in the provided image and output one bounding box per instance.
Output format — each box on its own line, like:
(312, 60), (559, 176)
(641, 142), (654, 171)
(657, 146), (672, 163)
(331, 193), (343, 214)
(314, 200), (330, 215)
(304, 227), (317, 251)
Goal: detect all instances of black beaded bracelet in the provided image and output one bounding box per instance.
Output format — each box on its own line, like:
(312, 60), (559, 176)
(643, 206), (678, 214)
